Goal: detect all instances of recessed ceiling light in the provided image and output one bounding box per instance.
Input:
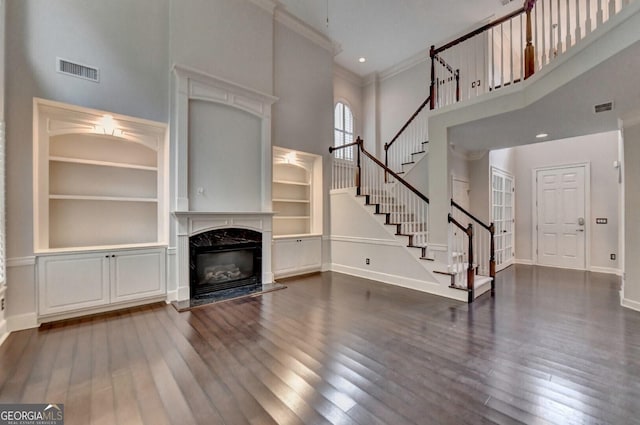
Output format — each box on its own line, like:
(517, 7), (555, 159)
(358, 57), (366, 63)
(536, 133), (549, 138)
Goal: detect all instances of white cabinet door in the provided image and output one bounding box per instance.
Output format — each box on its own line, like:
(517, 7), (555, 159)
(111, 248), (166, 303)
(273, 239), (300, 277)
(273, 236), (322, 278)
(38, 253), (110, 315)
(298, 237), (322, 270)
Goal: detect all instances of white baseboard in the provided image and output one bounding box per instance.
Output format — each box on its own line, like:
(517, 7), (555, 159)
(515, 258), (533, 265)
(590, 266), (622, 276)
(177, 286), (190, 302)
(330, 263), (467, 302)
(7, 312), (39, 332)
(621, 297), (640, 312)
(0, 318), (8, 347)
(6, 256), (36, 267)
(321, 262), (331, 272)
(166, 290), (178, 303)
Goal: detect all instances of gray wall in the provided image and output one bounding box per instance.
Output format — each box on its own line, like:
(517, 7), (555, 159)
(623, 122), (640, 304)
(333, 70), (363, 139)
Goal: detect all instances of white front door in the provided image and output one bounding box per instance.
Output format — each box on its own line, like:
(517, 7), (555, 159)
(536, 165), (586, 269)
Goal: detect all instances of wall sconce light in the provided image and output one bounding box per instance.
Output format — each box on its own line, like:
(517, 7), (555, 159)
(95, 114), (124, 137)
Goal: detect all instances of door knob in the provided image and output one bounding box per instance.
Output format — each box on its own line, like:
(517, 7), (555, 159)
(576, 229), (584, 232)
(577, 217), (585, 226)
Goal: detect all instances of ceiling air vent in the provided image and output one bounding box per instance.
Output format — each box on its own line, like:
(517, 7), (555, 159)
(57, 57), (100, 82)
(594, 101), (613, 113)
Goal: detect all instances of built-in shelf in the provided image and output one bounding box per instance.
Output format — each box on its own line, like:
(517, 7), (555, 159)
(273, 216), (310, 220)
(49, 194), (158, 203)
(34, 98), (168, 252)
(49, 156), (158, 171)
(272, 146), (322, 238)
(273, 198), (311, 203)
(273, 179), (311, 186)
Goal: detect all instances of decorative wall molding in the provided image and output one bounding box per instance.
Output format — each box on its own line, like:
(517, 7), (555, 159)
(330, 235), (401, 247)
(334, 64), (365, 88)
(590, 266), (622, 276)
(515, 258), (534, 265)
(247, 0), (278, 14)
(274, 7), (334, 53)
(7, 312), (38, 332)
(379, 47), (430, 82)
(7, 256), (36, 267)
(330, 263), (467, 302)
(622, 297), (640, 312)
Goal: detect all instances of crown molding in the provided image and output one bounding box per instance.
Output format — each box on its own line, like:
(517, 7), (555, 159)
(449, 144), (487, 161)
(333, 64), (364, 87)
(362, 72), (379, 87)
(248, 0), (278, 14)
(379, 47), (429, 82)
(274, 7), (334, 53)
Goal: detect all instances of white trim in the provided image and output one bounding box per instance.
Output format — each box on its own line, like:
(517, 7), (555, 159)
(515, 258), (534, 265)
(247, 0), (278, 14)
(7, 312), (38, 332)
(274, 7), (334, 53)
(590, 266), (622, 276)
(37, 296), (166, 324)
(379, 47), (429, 82)
(334, 64), (364, 88)
(329, 264), (467, 302)
(621, 297), (640, 312)
(330, 235), (402, 247)
(7, 256), (36, 267)
(532, 162), (591, 270)
(491, 166), (516, 269)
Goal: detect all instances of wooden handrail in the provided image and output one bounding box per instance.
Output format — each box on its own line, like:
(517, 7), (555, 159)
(359, 139), (429, 204)
(329, 141), (360, 153)
(447, 213), (470, 234)
(451, 200), (492, 231)
(433, 7), (526, 55)
(384, 96), (431, 152)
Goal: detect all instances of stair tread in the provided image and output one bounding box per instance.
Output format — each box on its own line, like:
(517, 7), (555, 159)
(411, 151), (426, 155)
(401, 161), (415, 166)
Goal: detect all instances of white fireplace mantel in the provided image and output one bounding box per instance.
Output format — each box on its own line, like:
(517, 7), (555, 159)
(173, 211), (275, 301)
(171, 65), (279, 302)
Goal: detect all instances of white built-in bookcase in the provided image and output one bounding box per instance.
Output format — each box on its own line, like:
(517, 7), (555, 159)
(272, 146), (322, 237)
(33, 98), (168, 253)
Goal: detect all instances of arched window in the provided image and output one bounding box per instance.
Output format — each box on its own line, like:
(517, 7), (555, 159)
(334, 102), (354, 160)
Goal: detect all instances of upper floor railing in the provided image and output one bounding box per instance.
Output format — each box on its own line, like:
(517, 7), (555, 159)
(430, 0), (634, 109)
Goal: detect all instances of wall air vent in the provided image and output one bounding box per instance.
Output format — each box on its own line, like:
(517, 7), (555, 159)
(594, 101), (613, 113)
(57, 57), (100, 82)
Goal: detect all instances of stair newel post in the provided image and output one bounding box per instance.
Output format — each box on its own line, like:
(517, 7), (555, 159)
(466, 223), (474, 302)
(356, 137), (363, 196)
(384, 142), (389, 183)
(455, 69), (460, 102)
(429, 45), (436, 109)
(489, 222), (496, 295)
(524, 0), (536, 79)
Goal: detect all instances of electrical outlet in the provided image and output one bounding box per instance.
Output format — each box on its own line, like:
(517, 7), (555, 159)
(611, 254), (616, 261)
(596, 218), (608, 224)
(1, 298), (4, 311)
(365, 258), (370, 265)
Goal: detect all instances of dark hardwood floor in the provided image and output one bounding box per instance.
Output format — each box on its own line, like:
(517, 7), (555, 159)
(1, 266), (639, 424)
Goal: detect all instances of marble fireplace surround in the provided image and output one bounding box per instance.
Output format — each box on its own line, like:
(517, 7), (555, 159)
(172, 66), (278, 302)
(174, 212), (275, 301)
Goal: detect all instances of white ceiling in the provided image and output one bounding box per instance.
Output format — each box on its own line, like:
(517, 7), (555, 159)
(277, 0), (522, 76)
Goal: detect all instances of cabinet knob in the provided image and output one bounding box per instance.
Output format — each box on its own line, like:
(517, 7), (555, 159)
(111, 255), (116, 258)
(105, 255), (109, 258)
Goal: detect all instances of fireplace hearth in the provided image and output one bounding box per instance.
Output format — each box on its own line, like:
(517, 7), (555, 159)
(190, 228), (262, 299)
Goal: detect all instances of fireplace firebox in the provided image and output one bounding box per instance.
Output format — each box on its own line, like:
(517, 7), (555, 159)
(190, 228), (262, 299)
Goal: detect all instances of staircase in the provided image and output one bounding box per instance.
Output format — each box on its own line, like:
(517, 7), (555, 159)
(330, 0), (637, 303)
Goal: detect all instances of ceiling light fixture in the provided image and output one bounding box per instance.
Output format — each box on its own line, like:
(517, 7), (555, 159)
(536, 133), (549, 138)
(358, 57), (366, 63)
